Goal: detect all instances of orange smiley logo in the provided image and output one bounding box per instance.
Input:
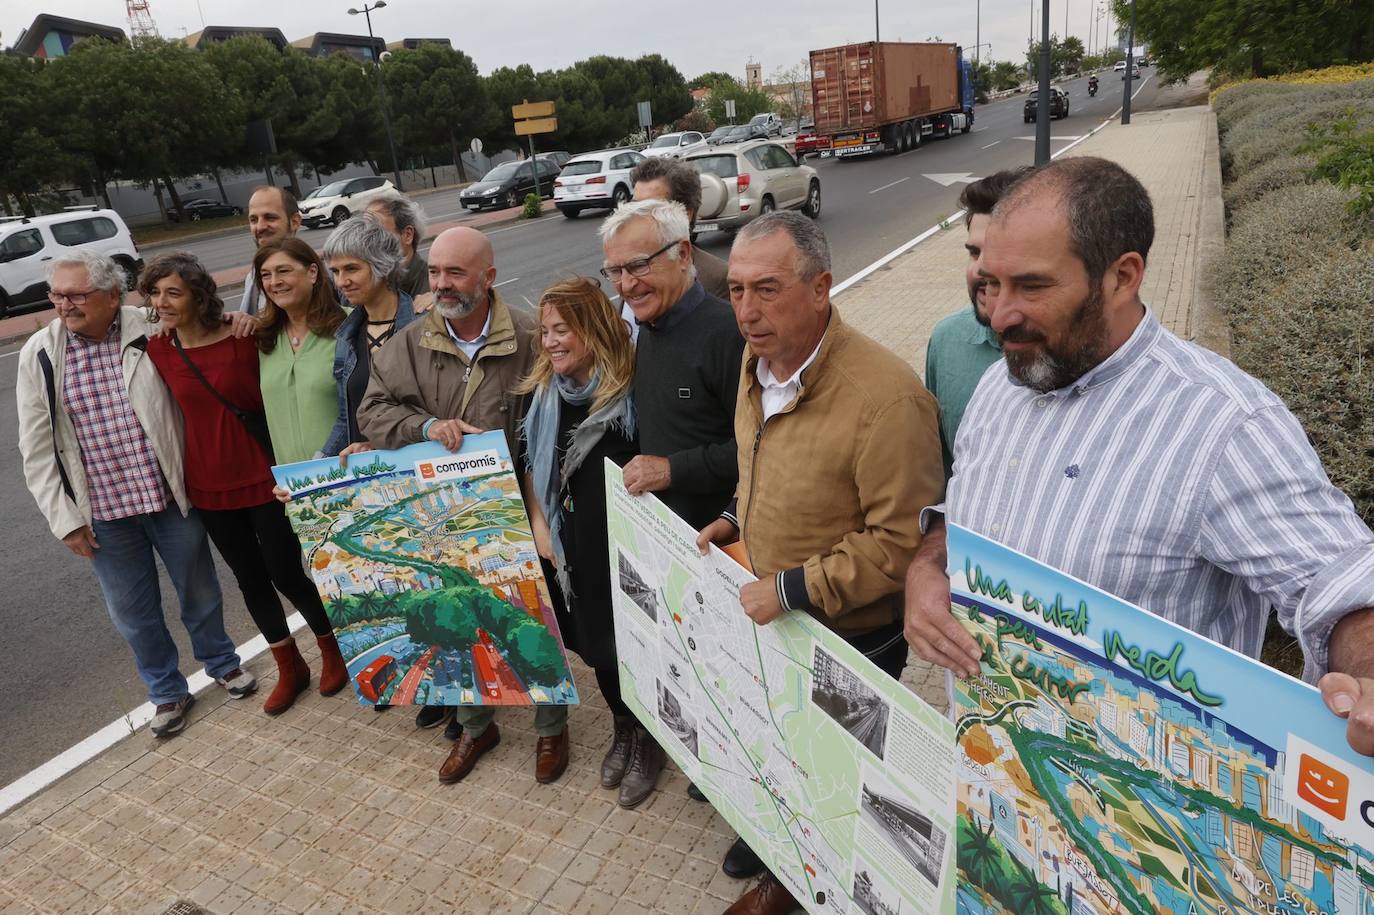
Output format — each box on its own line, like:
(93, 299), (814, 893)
(1297, 754), (1350, 820)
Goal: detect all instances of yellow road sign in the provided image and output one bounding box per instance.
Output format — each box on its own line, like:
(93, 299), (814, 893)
(512, 100), (556, 120)
(514, 117), (558, 136)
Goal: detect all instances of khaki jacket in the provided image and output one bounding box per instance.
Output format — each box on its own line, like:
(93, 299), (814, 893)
(358, 293), (536, 451)
(16, 307), (191, 541)
(732, 309), (943, 637)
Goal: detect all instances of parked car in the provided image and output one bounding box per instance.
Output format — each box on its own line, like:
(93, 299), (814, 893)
(553, 149), (647, 218)
(298, 175), (395, 228)
(643, 131), (708, 159)
(459, 158), (561, 211)
(1024, 87), (1070, 122)
(684, 140), (821, 236)
(0, 207), (142, 315)
(706, 126), (735, 145)
(167, 197), (242, 223)
(713, 124), (768, 145)
(538, 150), (572, 169)
(748, 112), (785, 137)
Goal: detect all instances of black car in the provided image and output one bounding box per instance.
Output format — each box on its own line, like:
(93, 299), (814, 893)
(459, 158), (562, 211)
(1024, 87), (1070, 122)
(168, 197), (242, 223)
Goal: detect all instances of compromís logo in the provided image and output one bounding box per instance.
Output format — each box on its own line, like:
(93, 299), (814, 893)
(413, 450), (501, 483)
(1285, 734), (1374, 847)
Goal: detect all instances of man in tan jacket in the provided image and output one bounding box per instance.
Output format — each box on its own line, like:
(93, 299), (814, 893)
(698, 211), (944, 915)
(357, 226), (570, 786)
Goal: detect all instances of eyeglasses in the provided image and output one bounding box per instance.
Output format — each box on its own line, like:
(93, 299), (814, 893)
(47, 289), (99, 306)
(599, 241), (679, 282)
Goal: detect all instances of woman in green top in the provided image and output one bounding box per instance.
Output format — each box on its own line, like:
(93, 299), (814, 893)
(252, 238), (348, 464)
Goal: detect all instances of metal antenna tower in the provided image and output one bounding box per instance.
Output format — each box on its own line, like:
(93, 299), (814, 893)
(126, 0), (160, 40)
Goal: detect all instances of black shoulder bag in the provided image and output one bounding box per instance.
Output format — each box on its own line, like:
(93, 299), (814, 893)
(37, 349), (77, 502)
(171, 334), (276, 464)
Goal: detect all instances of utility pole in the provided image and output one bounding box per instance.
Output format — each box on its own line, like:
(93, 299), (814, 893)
(874, 0), (880, 42)
(348, 1), (404, 192)
(976, 0), (981, 67)
(1122, 0), (1137, 124)
(1035, 0), (1052, 164)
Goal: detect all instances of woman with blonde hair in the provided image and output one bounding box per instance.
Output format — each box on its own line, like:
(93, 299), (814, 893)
(516, 277), (660, 807)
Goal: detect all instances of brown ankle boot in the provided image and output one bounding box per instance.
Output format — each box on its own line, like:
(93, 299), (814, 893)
(263, 641), (310, 715)
(315, 633), (348, 696)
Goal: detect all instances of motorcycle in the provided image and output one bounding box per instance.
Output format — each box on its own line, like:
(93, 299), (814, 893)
(1088, 77), (1099, 97)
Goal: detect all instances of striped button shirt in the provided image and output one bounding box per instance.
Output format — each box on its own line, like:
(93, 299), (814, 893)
(947, 309), (1374, 683)
(63, 323), (168, 521)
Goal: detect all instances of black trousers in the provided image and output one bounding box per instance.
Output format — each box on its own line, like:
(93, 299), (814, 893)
(594, 666), (632, 718)
(199, 501), (333, 643)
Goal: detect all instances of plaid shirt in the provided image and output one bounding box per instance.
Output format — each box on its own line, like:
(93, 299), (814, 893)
(62, 323), (168, 521)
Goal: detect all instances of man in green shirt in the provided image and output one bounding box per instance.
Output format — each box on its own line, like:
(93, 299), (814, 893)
(924, 168), (1030, 477)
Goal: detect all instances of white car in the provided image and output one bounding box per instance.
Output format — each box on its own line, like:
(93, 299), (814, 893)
(298, 175), (395, 228)
(553, 149), (647, 218)
(643, 131), (708, 159)
(0, 207), (142, 315)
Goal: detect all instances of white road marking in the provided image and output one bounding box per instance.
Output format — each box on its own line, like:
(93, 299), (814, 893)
(971, 126), (989, 132)
(868, 177), (911, 195)
(924, 173), (979, 187)
(493, 277), (520, 287)
(981, 141), (1001, 150)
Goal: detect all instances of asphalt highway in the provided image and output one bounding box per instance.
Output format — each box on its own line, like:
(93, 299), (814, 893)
(0, 71), (1164, 787)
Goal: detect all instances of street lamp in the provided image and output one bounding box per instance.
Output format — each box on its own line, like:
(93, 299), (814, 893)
(1122, 0), (1137, 124)
(348, 1), (404, 192)
(875, 0), (880, 43)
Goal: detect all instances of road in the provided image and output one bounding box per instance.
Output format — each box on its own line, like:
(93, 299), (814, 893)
(0, 72), (1168, 788)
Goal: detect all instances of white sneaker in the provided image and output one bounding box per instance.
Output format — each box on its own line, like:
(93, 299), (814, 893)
(151, 694), (194, 737)
(216, 668), (258, 699)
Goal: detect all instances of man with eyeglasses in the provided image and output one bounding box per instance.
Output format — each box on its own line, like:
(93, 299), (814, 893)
(17, 251), (253, 739)
(596, 199), (744, 809)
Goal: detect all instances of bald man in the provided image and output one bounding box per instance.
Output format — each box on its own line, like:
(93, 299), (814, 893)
(358, 228), (570, 785)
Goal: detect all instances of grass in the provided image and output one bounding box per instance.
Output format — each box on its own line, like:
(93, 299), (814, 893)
(131, 213), (245, 246)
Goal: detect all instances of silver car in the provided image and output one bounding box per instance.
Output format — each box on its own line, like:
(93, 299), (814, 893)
(685, 140), (821, 234)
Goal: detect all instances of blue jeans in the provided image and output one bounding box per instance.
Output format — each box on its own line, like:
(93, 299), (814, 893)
(89, 508), (242, 705)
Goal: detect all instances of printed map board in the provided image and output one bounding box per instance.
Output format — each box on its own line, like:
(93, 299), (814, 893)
(273, 435), (578, 708)
(947, 522), (1374, 915)
(606, 461), (958, 915)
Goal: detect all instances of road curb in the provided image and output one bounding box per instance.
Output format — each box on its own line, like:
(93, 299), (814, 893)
(1190, 109), (1231, 358)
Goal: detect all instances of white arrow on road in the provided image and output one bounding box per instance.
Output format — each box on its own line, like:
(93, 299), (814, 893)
(923, 173), (980, 187)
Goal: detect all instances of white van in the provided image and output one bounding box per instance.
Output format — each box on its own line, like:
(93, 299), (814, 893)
(0, 207), (142, 316)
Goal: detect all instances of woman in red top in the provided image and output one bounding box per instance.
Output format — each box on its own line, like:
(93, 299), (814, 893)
(141, 253), (346, 715)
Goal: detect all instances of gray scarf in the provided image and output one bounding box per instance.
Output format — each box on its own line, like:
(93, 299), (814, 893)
(523, 372), (636, 598)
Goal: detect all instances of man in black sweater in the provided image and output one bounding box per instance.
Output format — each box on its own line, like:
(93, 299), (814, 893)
(597, 198), (745, 807)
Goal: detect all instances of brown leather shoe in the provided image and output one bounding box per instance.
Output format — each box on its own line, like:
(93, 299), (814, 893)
(723, 874), (799, 915)
(438, 723), (500, 784)
(534, 728), (570, 783)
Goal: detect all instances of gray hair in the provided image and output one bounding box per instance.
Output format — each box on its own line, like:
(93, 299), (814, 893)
(45, 249), (126, 306)
(735, 211), (832, 281)
(598, 198), (691, 262)
(323, 214), (404, 289)
(366, 193), (426, 254)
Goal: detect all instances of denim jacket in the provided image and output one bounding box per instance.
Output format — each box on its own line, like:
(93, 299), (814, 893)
(322, 291), (417, 456)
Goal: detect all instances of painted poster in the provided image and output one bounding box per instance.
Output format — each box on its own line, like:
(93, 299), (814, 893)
(947, 522), (1374, 915)
(605, 460), (958, 915)
(272, 434), (578, 708)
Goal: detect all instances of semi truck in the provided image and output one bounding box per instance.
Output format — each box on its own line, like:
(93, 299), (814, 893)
(810, 41), (975, 158)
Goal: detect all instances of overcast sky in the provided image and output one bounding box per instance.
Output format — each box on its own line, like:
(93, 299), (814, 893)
(4, 0), (1120, 78)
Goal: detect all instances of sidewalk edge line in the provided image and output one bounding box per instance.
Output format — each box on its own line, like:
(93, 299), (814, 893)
(0, 612), (306, 817)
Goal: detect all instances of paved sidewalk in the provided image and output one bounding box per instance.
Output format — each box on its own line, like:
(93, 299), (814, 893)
(0, 107), (1223, 915)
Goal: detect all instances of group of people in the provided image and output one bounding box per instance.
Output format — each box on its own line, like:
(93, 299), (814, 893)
(17, 151), (1374, 915)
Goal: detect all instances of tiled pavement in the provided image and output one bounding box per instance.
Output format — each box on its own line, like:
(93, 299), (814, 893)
(0, 104), (1222, 915)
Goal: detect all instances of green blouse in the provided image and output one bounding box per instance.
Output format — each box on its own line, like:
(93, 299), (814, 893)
(259, 317), (346, 466)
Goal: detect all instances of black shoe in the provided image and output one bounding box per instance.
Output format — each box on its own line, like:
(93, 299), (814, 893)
(374, 703), (391, 712)
(416, 705), (454, 729)
(443, 715), (463, 741)
(687, 782), (707, 802)
(722, 836), (764, 880)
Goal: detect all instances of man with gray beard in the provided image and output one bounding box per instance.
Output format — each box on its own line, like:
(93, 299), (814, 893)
(358, 227), (573, 786)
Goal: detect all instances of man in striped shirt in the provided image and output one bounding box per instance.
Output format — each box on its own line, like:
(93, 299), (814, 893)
(904, 156), (1374, 757)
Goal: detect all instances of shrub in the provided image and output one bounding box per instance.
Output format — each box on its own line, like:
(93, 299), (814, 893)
(521, 192), (542, 219)
(1221, 96), (1374, 177)
(1300, 115), (1374, 215)
(1213, 63), (1374, 106)
(1223, 154), (1315, 215)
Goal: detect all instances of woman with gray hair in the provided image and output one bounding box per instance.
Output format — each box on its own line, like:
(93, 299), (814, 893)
(320, 214), (421, 458)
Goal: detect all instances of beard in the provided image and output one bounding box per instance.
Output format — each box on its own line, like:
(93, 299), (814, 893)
(968, 280), (991, 327)
(1003, 283), (1108, 393)
(436, 286), (483, 320)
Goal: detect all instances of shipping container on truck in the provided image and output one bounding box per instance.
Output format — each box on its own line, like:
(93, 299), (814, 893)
(810, 41), (975, 159)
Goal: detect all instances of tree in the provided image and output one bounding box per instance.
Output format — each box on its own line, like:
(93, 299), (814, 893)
(383, 44), (494, 182)
(769, 60), (811, 129)
(990, 61), (1026, 91)
(483, 63), (546, 151)
(689, 70), (738, 89)
(0, 56), (80, 215)
(1059, 36), (1086, 74)
(703, 77), (774, 126)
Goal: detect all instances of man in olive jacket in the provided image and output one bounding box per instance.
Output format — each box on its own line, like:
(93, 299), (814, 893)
(357, 226), (570, 788)
(699, 212), (944, 915)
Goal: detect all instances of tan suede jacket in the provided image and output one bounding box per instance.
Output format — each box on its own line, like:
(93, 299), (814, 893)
(358, 293), (536, 453)
(728, 309), (944, 638)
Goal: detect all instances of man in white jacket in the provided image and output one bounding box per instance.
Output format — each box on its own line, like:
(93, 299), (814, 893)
(16, 250), (253, 737)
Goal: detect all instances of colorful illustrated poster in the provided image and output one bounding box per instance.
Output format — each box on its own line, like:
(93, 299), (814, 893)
(606, 460), (957, 915)
(947, 522), (1374, 915)
(272, 435), (578, 708)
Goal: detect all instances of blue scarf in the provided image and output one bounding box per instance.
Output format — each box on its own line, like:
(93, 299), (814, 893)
(523, 372), (636, 598)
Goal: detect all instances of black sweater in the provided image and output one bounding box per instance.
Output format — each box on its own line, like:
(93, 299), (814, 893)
(633, 281), (745, 531)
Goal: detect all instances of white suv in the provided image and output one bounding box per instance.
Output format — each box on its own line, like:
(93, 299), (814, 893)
(0, 207), (142, 316)
(643, 131), (708, 159)
(685, 140), (821, 234)
(553, 149), (647, 218)
(298, 175), (396, 228)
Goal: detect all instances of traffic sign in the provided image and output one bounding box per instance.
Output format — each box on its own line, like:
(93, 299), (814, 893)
(512, 100), (556, 120)
(515, 117), (558, 136)
(470, 137), (483, 154)
(636, 101), (652, 128)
